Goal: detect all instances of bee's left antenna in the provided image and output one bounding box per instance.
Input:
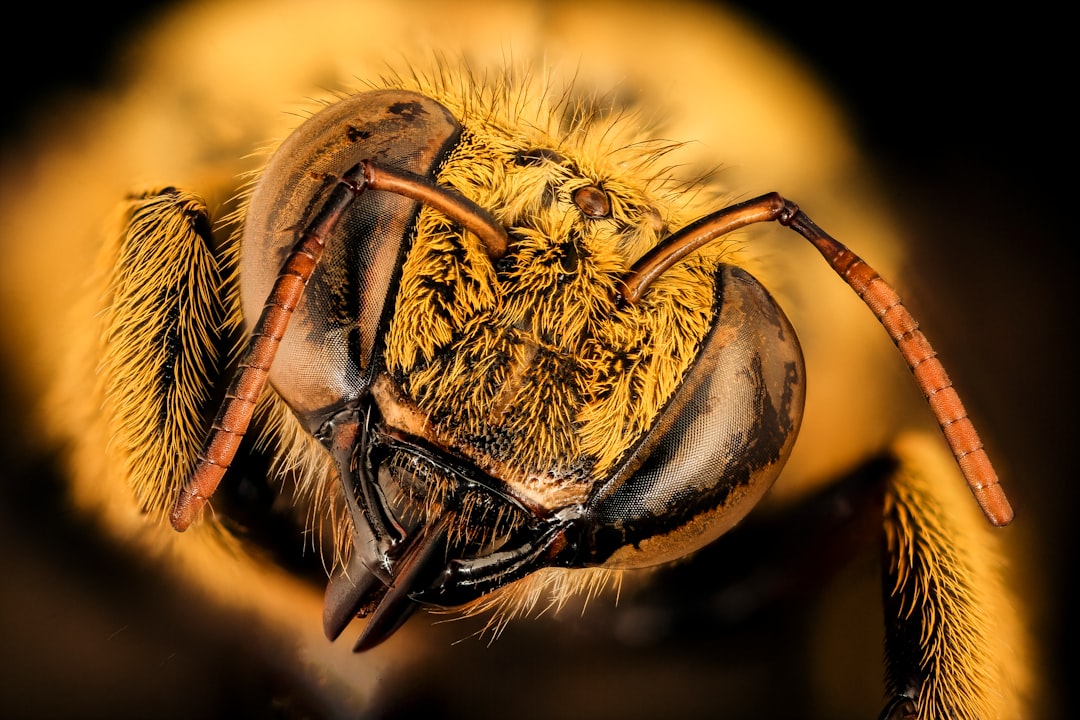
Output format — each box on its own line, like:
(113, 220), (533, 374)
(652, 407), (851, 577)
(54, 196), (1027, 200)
(170, 163), (369, 531)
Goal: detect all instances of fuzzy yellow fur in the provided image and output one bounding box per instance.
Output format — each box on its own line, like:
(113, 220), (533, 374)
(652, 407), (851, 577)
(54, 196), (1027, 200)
(97, 189), (227, 520)
(884, 433), (1029, 719)
(382, 70), (727, 493)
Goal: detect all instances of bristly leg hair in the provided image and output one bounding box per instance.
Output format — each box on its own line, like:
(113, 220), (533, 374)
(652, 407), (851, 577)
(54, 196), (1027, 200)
(882, 434), (1028, 719)
(98, 189), (227, 521)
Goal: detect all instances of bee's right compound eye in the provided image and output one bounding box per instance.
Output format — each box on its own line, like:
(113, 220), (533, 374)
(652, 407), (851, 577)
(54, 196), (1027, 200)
(581, 265), (806, 569)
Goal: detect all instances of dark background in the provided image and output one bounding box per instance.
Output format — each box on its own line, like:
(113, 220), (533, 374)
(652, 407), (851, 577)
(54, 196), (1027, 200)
(2, 2), (1067, 718)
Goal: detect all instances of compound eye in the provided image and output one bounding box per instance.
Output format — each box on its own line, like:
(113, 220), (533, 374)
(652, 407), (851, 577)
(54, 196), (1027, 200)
(240, 90), (460, 427)
(587, 265), (805, 568)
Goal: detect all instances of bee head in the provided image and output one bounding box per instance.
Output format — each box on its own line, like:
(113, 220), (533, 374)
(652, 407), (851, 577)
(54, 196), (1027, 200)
(230, 88), (804, 650)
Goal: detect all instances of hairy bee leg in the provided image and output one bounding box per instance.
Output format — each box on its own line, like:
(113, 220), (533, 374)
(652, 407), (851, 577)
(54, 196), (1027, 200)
(96, 189), (228, 522)
(880, 433), (1027, 720)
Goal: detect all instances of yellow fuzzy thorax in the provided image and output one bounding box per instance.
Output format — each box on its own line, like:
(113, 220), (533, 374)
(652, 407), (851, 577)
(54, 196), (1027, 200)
(377, 72), (730, 510)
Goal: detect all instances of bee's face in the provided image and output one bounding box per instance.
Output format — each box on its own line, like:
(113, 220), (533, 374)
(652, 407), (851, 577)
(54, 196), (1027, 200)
(236, 85), (805, 647)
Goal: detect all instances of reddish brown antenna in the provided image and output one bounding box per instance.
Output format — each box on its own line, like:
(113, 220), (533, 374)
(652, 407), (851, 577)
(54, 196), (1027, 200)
(171, 161), (509, 531)
(621, 193), (1013, 527)
(170, 164), (367, 531)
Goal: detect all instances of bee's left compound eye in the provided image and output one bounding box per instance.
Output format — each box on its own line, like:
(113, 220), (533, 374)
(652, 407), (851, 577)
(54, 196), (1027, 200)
(581, 265), (805, 569)
(241, 90), (461, 424)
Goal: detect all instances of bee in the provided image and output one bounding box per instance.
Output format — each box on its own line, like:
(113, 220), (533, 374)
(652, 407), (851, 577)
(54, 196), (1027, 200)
(1, 1), (1046, 719)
